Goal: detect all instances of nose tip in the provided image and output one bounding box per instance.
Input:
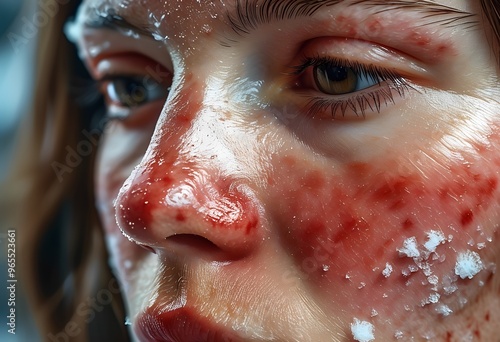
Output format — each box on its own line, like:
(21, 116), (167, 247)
(115, 164), (261, 260)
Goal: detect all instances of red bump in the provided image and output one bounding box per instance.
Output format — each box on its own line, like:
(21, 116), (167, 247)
(409, 32), (431, 47)
(118, 183), (154, 231)
(460, 209), (474, 227)
(174, 112), (194, 127)
(266, 175), (275, 186)
(474, 329), (480, 338)
(304, 220), (326, 240)
(402, 218), (414, 230)
(367, 19), (382, 33)
(347, 162), (372, 177)
(281, 155), (297, 168)
(176, 211), (186, 222)
(481, 177), (498, 197)
(372, 177), (412, 204)
(301, 170), (325, 190)
(245, 215), (259, 235)
(437, 44), (449, 54)
(336, 15), (347, 23)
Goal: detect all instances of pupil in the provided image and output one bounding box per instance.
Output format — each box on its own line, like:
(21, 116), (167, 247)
(324, 66), (349, 82)
(122, 79), (147, 105)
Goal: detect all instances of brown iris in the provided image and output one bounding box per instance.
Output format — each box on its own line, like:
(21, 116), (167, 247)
(313, 65), (357, 95)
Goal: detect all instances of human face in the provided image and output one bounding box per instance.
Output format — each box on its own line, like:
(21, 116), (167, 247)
(71, 0), (500, 340)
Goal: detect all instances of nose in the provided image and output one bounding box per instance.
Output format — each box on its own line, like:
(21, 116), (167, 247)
(114, 81), (262, 260)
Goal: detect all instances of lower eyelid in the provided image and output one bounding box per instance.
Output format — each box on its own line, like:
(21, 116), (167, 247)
(297, 79), (412, 120)
(105, 101), (165, 127)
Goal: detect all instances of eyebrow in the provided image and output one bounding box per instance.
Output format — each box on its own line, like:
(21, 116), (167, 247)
(83, 0), (477, 43)
(226, 0), (477, 36)
(83, 8), (156, 38)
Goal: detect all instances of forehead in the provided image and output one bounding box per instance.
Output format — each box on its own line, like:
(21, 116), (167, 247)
(79, 0), (473, 30)
(80, 0), (229, 29)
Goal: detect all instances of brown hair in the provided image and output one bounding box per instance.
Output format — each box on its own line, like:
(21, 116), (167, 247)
(10, 0), (127, 340)
(8, 0), (500, 340)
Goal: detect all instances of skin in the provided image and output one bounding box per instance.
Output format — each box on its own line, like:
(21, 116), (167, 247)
(73, 0), (500, 340)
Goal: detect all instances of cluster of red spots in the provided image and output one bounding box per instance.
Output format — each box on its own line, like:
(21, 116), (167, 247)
(409, 31), (432, 47)
(437, 170), (498, 204)
(402, 27), (456, 61)
(441, 276), (497, 341)
(433, 164), (498, 228)
(331, 12), (457, 63)
(370, 175), (423, 212)
(118, 179), (156, 231)
(465, 322), (482, 340)
(275, 158), (386, 273)
(272, 150), (500, 280)
(116, 78), (260, 243)
(115, 89), (195, 233)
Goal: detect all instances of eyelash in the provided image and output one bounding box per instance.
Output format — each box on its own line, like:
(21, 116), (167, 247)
(94, 75), (171, 120)
(290, 56), (411, 118)
(80, 56), (410, 123)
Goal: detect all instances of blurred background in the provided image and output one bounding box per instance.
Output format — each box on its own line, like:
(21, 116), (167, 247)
(1, 0), (40, 340)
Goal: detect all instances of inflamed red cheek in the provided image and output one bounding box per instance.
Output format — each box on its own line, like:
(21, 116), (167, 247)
(268, 130), (500, 327)
(114, 80), (260, 257)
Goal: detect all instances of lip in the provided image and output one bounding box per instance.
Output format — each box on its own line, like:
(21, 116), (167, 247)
(135, 306), (241, 342)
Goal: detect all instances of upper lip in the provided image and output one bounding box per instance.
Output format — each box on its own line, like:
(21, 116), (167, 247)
(135, 306), (241, 342)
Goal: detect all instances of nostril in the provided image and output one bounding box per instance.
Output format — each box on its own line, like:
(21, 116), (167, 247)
(167, 234), (221, 254)
(139, 245), (157, 254)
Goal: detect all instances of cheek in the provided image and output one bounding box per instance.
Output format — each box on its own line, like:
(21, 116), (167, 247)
(95, 119), (158, 205)
(267, 127), (500, 317)
(94, 123), (155, 279)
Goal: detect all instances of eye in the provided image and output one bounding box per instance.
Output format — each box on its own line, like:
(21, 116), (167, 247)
(102, 76), (171, 108)
(313, 63), (379, 95)
(291, 56), (410, 119)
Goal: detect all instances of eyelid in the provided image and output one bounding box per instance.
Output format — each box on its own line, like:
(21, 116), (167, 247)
(275, 37), (429, 120)
(90, 53), (172, 124)
(295, 61), (411, 120)
(296, 37), (432, 83)
(93, 52), (172, 81)
(100, 82), (168, 125)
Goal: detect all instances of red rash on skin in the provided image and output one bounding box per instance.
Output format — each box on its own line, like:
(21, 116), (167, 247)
(335, 15), (358, 37)
(116, 80), (259, 248)
(474, 329), (480, 338)
(332, 14), (456, 63)
(267, 131), (500, 314)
